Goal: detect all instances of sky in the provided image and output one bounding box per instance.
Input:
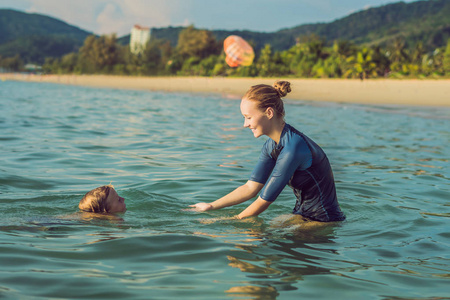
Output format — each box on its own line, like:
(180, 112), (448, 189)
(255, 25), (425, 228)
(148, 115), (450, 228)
(1, 0), (418, 37)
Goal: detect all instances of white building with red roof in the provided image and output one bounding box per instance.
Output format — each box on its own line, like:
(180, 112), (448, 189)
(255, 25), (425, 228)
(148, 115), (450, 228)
(130, 25), (151, 55)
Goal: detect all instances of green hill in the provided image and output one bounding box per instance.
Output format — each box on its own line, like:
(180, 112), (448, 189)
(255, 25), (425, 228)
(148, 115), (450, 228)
(279, 0), (450, 50)
(0, 9), (92, 63)
(120, 0), (449, 52)
(1, 0), (449, 64)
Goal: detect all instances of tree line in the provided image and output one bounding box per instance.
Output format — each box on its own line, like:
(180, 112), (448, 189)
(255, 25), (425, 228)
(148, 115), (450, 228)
(1, 25), (450, 78)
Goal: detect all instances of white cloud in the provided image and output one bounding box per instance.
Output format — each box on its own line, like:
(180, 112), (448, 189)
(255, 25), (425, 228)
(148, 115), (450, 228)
(95, 2), (126, 35)
(13, 0), (188, 36)
(2, 0), (420, 36)
(117, 0), (188, 31)
(25, 0), (99, 32)
(93, 0), (190, 35)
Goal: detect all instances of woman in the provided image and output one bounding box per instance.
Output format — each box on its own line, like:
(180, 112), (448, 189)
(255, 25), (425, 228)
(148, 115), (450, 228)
(189, 81), (345, 222)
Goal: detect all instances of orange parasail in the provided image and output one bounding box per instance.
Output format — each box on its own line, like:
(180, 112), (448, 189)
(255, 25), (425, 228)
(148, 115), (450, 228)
(223, 35), (255, 67)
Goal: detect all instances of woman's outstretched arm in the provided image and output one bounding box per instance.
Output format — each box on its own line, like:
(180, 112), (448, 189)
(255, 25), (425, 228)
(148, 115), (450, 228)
(189, 180), (263, 212)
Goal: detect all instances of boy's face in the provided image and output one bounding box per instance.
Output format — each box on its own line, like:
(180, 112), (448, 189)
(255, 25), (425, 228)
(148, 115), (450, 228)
(106, 188), (126, 213)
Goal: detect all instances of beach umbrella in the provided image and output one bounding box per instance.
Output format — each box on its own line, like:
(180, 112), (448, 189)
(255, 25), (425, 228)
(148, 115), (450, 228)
(223, 35), (255, 67)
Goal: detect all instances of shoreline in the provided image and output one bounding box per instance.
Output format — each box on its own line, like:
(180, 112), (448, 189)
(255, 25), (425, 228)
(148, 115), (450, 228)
(2, 73), (450, 107)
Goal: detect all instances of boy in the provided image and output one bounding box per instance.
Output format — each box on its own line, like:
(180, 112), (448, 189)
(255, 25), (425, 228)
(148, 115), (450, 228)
(79, 185), (126, 213)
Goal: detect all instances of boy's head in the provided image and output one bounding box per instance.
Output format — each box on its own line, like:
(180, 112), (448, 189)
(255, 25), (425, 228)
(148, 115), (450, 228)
(79, 185), (126, 213)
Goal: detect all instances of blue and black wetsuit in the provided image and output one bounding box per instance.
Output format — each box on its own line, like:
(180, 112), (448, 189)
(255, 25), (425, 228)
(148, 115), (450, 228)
(249, 123), (345, 222)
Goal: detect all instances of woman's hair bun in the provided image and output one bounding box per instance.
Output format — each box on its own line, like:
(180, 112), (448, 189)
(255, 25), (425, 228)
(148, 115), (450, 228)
(273, 81), (291, 98)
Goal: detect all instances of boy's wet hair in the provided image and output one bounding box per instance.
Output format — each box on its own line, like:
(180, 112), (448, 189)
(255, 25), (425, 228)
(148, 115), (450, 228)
(79, 185), (113, 213)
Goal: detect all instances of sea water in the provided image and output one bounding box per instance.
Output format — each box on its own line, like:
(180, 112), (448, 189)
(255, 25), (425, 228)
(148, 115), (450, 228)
(0, 80), (449, 299)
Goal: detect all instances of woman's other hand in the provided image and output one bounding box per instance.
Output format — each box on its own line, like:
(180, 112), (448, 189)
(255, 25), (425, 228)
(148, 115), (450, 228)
(186, 203), (214, 212)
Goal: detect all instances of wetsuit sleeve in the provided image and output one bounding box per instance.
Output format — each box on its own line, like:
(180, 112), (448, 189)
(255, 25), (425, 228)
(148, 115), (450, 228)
(259, 137), (312, 202)
(249, 141), (276, 184)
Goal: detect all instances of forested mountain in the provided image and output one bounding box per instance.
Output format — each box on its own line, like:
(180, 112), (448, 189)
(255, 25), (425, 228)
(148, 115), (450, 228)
(1, 0), (449, 64)
(121, 0), (450, 52)
(277, 0), (450, 50)
(0, 9), (92, 63)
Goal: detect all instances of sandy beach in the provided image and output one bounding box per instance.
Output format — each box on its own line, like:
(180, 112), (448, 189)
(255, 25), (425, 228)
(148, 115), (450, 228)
(2, 73), (449, 107)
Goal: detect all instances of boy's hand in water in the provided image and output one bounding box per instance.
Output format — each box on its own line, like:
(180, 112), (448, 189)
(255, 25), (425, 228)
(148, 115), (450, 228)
(186, 203), (214, 212)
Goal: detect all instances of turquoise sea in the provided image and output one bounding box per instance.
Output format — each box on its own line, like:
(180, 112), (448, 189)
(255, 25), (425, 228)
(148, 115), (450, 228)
(0, 80), (449, 299)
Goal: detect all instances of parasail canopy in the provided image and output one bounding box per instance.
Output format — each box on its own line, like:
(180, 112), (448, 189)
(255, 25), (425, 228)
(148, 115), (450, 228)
(223, 35), (255, 67)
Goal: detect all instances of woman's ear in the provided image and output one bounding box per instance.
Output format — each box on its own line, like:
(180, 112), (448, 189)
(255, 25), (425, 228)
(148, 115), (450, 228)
(265, 107), (275, 119)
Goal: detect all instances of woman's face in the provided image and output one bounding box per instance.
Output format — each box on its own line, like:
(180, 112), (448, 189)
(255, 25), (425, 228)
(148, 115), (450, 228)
(240, 98), (271, 138)
(106, 188), (126, 213)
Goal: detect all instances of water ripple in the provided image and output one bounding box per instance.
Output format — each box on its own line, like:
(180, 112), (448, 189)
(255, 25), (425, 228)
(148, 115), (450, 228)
(0, 81), (449, 299)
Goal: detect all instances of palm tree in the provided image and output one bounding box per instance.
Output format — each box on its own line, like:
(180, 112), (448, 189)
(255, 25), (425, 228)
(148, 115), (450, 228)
(344, 47), (377, 80)
(332, 40), (356, 58)
(390, 37), (409, 64)
(257, 44), (273, 77)
(443, 39), (450, 75)
(411, 42), (425, 64)
(388, 37), (410, 73)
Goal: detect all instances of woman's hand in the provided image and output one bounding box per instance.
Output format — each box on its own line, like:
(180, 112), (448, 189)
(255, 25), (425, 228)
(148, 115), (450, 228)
(186, 202), (214, 212)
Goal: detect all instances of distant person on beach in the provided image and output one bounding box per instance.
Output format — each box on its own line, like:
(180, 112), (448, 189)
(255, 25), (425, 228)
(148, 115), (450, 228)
(79, 185), (126, 213)
(189, 81), (345, 222)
